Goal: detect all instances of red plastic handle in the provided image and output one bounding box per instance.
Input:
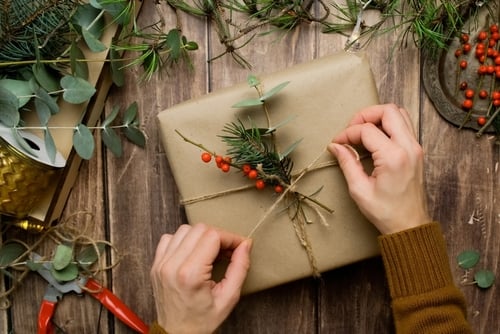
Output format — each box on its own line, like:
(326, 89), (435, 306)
(85, 278), (149, 333)
(38, 300), (56, 334)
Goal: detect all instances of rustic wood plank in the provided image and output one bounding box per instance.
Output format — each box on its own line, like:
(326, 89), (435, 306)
(105, 2), (210, 333)
(206, 11), (320, 333)
(422, 94), (500, 334)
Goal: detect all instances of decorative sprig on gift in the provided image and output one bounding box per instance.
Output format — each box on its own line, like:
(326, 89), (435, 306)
(176, 74), (333, 220)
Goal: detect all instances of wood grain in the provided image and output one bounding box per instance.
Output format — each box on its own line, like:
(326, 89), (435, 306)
(1, 1), (498, 333)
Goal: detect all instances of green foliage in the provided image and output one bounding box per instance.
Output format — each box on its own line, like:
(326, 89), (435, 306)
(457, 249), (495, 289)
(0, 0), (148, 161)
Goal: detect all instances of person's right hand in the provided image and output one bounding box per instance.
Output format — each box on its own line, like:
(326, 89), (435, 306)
(327, 104), (431, 234)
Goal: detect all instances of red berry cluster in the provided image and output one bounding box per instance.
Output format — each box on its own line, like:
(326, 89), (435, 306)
(201, 152), (284, 193)
(455, 23), (500, 127)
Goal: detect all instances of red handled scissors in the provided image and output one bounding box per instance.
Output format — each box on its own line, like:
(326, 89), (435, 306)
(32, 253), (149, 334)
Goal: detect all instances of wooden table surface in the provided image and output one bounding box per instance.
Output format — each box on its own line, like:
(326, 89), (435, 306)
(2, 1), (499, 333)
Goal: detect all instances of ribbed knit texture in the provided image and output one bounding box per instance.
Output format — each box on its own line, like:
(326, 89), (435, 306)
(149, 322), (168, 334)
(379, 222), (474, 334)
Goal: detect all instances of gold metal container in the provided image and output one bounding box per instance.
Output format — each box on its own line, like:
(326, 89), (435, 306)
(0, 126), (65, 219)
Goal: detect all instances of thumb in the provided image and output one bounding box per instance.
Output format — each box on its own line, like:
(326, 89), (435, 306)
(328, 143), (370, 193)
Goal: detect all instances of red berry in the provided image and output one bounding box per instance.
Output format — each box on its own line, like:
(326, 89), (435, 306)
(494, 99), (500, 107)
(459, 60), (467, 69)
(462, 43), (472, 53)
(478, 65), (487, 74)
(274, 185), (284, 193)
(220, 163), (230, 172)
(255, 179), (266, 190)
(215, 155), (223, 166)
(248, 169), (258, 179)
(492, 32), (500, 41)
(459, 81), (468, 90)
(489, 39), (497, 47)
(477, 116), (487, 126)
(223, 156), (232, 163)
(492, 91), (500, 100)
(495, 56), (500, 65)
(201, 152), (212, 163)
(464, 89), (475, 99)
(461, 33), (470, 43)
(462, 99), (473, 110)
(455, 49), (462, 57)
(490, 24), (498, 33)
(487, 65), (495, 74)
(242, 164), (251, 174)
(479, 90), (488, 99)
(478, 31), (488, 41)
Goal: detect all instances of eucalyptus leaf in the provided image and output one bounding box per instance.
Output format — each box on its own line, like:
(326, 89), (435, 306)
(247, 75), (260, 87)
(44, 129), (57, 164)
(110, 48), (125, 87)
(124, 126), (146, 147)
(123, 102), (138, 124)
(34, 98), (51, 126)
(166, 29), (182, 61)
(51, 263), (79, 282)
(102, 127), (123, 157)
(99, 0), (131, 25)
(77, 243), (106, 268)
(232, 98), (263, 108)
(0, 79), (33, 107)
(0, 86), (20, 126)
(72, 4), (105, 38)
(103, 105), (120, 127)
(267, 115), (297, 133)
(70, 42), (89, 80)
(25, 260), (44, 271)
(0, 242), (27, 267)
(61, 76), (96, 104)
(89, 0), (103, 9)
(457, 250), (480, 269)
(52, 244), (73, 270)
(260, 81), (290, 102)
(35, 87), (59, 115)
(185, 41), (199, 51)
(82, 27), (107, 53)
(474, 270), (495, 289)
(32, 64), (60, 92)
(280, 138), (303, 160)
(73, 124), (95, 160)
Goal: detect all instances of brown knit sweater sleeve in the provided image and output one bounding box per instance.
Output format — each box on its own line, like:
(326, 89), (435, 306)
(378, 222), (474, 334)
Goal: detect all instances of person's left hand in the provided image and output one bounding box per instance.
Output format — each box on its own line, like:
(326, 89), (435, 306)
(150, 223), (252, 334)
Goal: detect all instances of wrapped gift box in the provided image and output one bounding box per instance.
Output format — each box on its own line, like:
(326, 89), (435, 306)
(158, 52), (381, 294)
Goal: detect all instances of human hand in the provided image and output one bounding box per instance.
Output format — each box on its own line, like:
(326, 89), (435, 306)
(150, 223), (252, 334)
(327, 104), (430, 234)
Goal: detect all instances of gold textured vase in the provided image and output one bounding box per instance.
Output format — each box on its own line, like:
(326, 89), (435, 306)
(0, 127), (65, 219)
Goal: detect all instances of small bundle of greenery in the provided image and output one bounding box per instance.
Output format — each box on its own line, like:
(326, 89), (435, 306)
(0, 0), (198, 162)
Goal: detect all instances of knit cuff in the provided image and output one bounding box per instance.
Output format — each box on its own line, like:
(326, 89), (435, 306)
(378, 222), (455, 299)
(149, 322), (168, 334)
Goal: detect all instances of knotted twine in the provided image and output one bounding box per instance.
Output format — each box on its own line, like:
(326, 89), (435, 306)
(180, 145), (364, 277)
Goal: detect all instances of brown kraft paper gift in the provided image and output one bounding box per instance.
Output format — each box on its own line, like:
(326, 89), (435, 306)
(158, 51), (381, 294)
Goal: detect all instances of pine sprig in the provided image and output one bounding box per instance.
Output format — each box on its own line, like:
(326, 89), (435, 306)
(220, 119), (293, 184)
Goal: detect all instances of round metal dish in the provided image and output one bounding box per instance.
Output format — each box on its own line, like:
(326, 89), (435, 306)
(422, 7), (496, 133)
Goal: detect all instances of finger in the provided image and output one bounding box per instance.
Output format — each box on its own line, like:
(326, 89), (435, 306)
(346, 104), (413, 141)
(151, 234), (173, 270)
(333, 123), (392, 154)
(162, 224), (192, 259)
(328, 143), (371, 195)
(213, 239), (252, 309)
(185, 227), (246, 271)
